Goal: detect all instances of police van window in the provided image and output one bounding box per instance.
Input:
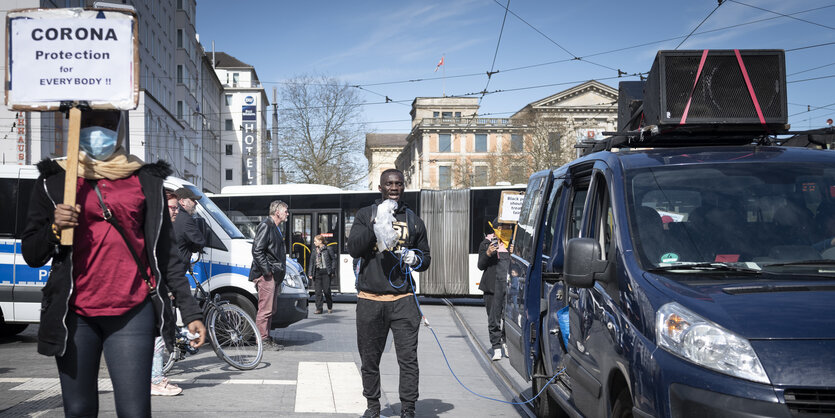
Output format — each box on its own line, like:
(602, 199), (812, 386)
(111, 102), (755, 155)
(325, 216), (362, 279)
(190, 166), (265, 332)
(0, 178), (16, 237)
(541, 183), (563, 259)
(0, 178), (34, 239)
(514, 176), (548, 263)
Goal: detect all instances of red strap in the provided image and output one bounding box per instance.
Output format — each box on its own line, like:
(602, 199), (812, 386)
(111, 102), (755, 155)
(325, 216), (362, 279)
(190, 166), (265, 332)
(680, 49), (709, 125)
(734, 49), (766, 125)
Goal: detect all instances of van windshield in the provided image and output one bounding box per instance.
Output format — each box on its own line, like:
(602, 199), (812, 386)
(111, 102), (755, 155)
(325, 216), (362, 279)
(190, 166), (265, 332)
(627, 162), (835, 272)
(182, 185), (245, 239)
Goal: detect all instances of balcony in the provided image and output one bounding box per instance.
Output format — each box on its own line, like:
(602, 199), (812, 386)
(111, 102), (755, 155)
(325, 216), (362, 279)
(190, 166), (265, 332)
(419, 117), (518, 128)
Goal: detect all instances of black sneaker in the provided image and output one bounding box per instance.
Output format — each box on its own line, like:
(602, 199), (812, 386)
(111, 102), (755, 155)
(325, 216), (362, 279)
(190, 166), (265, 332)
(262, 338), (285, 351)
(360, 408), (380, 418)
(400, 409), (415, 418)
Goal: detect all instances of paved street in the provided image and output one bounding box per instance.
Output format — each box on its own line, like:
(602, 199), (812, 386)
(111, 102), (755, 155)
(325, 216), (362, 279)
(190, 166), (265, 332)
(0, 300), (534, 417)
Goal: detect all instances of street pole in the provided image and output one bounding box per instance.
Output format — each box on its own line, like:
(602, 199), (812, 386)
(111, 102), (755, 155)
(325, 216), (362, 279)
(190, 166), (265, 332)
(272, 87), (280, 184)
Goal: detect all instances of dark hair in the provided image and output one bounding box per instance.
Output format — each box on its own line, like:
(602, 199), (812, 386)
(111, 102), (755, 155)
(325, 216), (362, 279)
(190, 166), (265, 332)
(380, 168), (404, 182)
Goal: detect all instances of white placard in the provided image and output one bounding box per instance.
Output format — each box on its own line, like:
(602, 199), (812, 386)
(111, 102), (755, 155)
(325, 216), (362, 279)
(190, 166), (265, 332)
(6, 8), (138, 110)
(498, 190), (525, 223)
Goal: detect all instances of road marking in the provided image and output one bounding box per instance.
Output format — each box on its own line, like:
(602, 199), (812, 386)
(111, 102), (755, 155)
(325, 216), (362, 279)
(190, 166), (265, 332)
(295, 361), (365, 414)
(1, 377), (295, 389)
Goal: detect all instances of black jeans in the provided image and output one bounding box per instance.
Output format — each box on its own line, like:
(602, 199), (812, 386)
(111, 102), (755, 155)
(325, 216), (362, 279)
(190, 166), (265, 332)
(485, 253), (509, 350)
(56, 299), (155, 418)
(483, 287), (506, 350)
(313, 269), (333, 311)
(356, 296), (420, 412)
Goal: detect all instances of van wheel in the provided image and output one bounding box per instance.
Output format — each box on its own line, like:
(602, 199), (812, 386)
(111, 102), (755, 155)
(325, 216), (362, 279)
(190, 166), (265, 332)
(219, 292), (257, 321)
(0, 323), (28, 337)
(611, 387), (633, 418)
(532, 356), (565, 417)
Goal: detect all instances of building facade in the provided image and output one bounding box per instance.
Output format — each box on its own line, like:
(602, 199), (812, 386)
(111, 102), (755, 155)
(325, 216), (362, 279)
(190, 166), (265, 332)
(395, 97), (529, 190)
(211, 52), (269, 188)
(365, 133), (408, 189)
(1, 0), (228, 193)
(387, 81), (618, 190)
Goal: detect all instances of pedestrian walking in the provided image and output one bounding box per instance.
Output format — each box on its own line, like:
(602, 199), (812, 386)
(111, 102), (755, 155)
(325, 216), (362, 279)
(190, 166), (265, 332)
(250, 200), (289, 350)
(478, 218), (512, 361)
(347, 169), (431, 418)
(21, 109), (205, 417)
(307, 234), (337, 314)
(172, 187), (207, 267)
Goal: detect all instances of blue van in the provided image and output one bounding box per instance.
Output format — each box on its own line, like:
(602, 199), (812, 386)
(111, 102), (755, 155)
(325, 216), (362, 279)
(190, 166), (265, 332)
(506, 50), (835, 417)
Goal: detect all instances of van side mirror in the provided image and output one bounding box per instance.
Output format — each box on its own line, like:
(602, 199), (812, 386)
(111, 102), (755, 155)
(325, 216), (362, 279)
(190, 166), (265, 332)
(564, 238), (612, 288)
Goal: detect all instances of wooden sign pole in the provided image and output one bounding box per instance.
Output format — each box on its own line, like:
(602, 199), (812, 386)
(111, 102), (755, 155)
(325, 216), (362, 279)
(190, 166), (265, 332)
(60, 107), (81, 246)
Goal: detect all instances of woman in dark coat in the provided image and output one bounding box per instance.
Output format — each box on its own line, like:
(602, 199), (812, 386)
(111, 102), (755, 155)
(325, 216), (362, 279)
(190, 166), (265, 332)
(307, 234), (338, 313)
(21, 109), (205, 417)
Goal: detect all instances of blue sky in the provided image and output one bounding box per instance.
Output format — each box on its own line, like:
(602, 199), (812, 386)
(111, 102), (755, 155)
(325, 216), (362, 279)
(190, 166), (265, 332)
(196, 0), (835, 133)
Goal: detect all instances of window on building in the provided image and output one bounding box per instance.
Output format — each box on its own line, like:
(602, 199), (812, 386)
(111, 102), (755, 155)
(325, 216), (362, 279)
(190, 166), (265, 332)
(548, 132), (561, 152)
(225, 94), (232, 106)
(442, 111), (453, 119)
(176, 101), (183, 119)
(474, 165), (489, 187)
(225, 144), (233, 155)
(475, 134), (487, 152)
(225, 119), (234, 131)
(511, 134), (523, 152)
(510, 164), (526, 184)
(455, 112), (461, 118)
(225, 169), (233, 181)
(438, 134), (451, 152)
(439, 166), (451, 189)
(177, 65), (183, 84)
(177, 0), (183, 10)
(232, 73), (240, 87)
(176, 29), (183, 48)
(433, 111), (439, 118)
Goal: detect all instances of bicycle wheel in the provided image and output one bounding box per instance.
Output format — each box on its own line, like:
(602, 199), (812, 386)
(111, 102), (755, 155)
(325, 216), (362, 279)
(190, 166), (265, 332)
(208, 303), (263, 370)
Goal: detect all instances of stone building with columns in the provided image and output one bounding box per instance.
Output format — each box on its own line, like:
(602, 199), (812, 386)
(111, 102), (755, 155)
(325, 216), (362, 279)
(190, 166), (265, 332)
(365, 133), (408, 189)
(383, 81), (618, 190)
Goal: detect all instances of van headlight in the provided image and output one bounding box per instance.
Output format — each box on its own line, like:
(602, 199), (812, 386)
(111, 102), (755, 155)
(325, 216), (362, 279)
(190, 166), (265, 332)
(282, 271), (305, 289)
(656, 302), (769, 384)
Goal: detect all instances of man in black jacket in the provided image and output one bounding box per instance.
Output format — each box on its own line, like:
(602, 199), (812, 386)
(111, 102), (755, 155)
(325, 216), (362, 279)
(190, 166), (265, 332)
(249, 200), (289, 350)
(172, 187), (207, 268)
(348, 169), (431, 418)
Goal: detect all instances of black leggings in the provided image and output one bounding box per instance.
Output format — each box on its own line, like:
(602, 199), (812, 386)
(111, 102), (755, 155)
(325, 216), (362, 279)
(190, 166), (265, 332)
(56, 300), (155, 417)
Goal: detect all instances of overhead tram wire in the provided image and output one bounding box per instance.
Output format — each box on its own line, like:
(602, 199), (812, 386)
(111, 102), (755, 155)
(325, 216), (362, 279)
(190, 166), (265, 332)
(675, 0), (725, 50)
(483, 0), (511, 100)
(727, 0), (835, 32)
(490, 0), (621, 73)
(786, 41), (835, 52)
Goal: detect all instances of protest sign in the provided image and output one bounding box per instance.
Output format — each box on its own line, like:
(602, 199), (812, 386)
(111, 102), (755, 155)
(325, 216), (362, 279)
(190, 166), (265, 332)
(5, 8), (139, 110)
(5, 8), (138, 245)
(498, 190), (525, 224)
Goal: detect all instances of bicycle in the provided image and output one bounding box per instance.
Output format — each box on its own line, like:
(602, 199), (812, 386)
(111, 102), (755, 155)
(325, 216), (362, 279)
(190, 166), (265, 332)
(162, 269), (263, 372)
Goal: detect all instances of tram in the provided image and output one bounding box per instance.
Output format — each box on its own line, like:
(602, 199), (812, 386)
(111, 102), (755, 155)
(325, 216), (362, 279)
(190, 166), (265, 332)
(207, 184), (525, 296)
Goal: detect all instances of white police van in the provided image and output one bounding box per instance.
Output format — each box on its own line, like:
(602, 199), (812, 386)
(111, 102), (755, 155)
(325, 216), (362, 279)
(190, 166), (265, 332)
(0, 164), (308, 336)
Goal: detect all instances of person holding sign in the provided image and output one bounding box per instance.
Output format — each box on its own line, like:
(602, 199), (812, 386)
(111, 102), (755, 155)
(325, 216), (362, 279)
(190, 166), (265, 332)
(20, 109), (206, 417)
(478, 218), (513, 361)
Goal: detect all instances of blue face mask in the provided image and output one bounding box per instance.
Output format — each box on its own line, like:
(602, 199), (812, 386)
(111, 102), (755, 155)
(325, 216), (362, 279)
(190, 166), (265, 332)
(79, 126), (118, 160)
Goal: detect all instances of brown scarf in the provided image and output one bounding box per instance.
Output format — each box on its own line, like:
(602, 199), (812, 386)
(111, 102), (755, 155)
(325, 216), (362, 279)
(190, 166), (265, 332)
(57, 146), (144, 180)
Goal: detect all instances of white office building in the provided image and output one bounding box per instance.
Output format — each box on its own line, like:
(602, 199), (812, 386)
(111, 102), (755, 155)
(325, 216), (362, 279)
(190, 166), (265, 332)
(211, 52), (269, 187)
